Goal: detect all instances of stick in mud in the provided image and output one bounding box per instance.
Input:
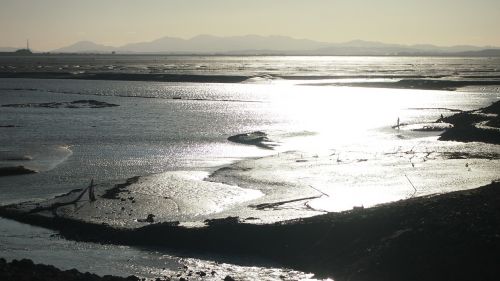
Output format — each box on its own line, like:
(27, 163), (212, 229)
(405, 174), (417, 198)
(88, 179), (96, 202)
(29, 179), (97, 214)
(309, 185), (330, 197)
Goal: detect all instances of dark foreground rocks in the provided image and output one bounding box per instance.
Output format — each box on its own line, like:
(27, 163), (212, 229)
(439, 100), (500, 144)
(0, 258), (139, 281)
(2, 181), (500, 281)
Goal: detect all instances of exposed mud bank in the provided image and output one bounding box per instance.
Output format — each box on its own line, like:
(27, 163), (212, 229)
(1, 181), (499, 281)
(439, 100), (500, 144)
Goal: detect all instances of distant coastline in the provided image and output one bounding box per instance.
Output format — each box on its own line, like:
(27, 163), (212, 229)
(1, 50), (500, 57)
(2, 35), (500, 56)
(1, 54), (500, 89)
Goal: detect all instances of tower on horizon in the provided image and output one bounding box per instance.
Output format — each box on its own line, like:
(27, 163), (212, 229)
(14, 39), (33, 55)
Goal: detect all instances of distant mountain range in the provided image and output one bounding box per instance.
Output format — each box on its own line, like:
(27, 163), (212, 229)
(5, 35), (500, 56)
(51, 35), (333, 54)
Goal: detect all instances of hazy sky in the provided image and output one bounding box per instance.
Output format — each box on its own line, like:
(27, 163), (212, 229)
(1, 0), (500, 51)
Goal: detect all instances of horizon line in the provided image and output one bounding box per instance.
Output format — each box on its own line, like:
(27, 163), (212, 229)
(4, 34), (500, 52)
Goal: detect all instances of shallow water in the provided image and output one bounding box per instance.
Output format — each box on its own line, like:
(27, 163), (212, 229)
(0, 56), (499, 279)
(0, 217), (320, 280)
(1, 79), (497, 204)
(1, 55), (500, 80)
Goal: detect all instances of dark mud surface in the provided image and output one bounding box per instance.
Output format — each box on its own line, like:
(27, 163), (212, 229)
(0, 72), (249, 83)
(317, 79), (500, 90)
(0, 258), (140, 281)
(439, 100), (500, 144)
(0, 125), (20, 128)
(2, 181), (500, 281)
(0, 258), (243, 281)
(0, 166), (37, 177)
(2, 100), (119, 109)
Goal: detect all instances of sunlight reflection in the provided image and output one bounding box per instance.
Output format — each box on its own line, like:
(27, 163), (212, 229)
(267, 85), (445, 151)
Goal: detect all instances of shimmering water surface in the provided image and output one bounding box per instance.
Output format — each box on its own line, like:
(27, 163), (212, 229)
(1, 56), (499, 279)
(2, 55), (500, 79)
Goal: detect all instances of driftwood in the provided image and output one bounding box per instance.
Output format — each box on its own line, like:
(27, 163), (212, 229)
(29, 179), (96, 214)
(249, 195), (323, 210)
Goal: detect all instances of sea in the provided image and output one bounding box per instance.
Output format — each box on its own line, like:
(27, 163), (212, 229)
(0, 55), (499, 280)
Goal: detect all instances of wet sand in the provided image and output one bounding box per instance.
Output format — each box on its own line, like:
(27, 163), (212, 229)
(0, 145), (73, 179)
(1, 101), (500, 280)
(1, 181), (499, 281)
(1, 76), (499, 280)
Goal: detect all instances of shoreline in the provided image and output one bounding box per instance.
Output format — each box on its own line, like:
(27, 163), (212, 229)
(1, 181), (499, 280)
(1, 81), (499, 279)
(1, 72), (499, 91)
(300, 79), (500, 90)
(0, 72), (250, 83)
(0, 258), (140, 281)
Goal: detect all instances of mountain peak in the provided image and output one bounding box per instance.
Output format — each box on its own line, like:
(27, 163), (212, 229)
(52, 41), (116, 53)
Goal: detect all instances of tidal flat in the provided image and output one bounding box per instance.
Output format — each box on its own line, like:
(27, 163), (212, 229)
(1, 56), (499, 280)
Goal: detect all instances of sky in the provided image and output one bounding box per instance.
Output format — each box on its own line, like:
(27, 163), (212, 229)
(1, 0), (500, 51)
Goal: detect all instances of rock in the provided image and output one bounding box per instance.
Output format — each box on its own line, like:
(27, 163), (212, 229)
(146, 214), (155, 223)
(137, 214), (156, 223)
(227, 131), (277, 149)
